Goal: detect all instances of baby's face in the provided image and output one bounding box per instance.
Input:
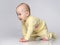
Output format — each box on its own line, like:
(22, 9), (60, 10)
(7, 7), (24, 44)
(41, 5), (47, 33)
(16, 5), (29, 22)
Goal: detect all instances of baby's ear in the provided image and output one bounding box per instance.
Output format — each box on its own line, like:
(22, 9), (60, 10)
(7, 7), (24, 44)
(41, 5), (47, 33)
(26, 11), (29, 16)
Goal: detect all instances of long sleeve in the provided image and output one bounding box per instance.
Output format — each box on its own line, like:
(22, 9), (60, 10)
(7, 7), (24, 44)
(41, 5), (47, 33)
(24, 18), (36, 40)
(25, 25), (34, 40)
(22, 22), (27, 37)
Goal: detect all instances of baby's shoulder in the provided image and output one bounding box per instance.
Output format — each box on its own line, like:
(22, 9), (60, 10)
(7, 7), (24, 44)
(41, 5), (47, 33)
(27, 16), (40, 23)
(29, 16), (40, 20)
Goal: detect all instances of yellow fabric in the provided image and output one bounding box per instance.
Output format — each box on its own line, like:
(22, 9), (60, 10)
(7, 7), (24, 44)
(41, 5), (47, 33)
(21, 15), (56, 40)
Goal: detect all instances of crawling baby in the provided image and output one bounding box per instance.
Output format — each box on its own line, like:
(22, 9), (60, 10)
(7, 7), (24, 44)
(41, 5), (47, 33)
(16, 3), (56, 42)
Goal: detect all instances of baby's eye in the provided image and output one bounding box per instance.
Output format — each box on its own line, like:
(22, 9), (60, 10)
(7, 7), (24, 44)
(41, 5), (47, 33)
(19, 14), (21, 15)
(17, 13), (21, 16)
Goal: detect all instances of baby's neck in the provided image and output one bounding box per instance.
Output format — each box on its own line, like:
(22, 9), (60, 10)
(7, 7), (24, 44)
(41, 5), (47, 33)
(22, 15), (30, 23)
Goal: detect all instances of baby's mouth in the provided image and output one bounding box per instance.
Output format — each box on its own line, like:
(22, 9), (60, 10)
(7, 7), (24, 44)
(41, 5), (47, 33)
(19, 19), (24, 21)
(19, 18), (22, 20)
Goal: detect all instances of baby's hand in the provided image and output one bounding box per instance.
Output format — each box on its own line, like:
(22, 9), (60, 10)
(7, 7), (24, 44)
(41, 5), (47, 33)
(19, 38), (27, 42)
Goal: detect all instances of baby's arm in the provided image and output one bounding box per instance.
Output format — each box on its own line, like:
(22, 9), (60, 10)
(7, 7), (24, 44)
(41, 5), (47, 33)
(24, 19), (36, 41)
(22, 23), (26, 37)
(24, 23), (34, 40)
(19, 22), (34, 42)
(20, 18), (36, 42)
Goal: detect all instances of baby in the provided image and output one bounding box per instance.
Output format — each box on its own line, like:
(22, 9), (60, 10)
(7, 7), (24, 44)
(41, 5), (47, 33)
(16, 3), (56, 42)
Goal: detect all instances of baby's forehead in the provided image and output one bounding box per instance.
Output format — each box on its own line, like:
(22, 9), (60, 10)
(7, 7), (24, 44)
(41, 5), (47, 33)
(18, 5), (28, 12)
(20, 4), (28, 9)
(16, 5), (27, 13)
(16, 3), (30, 13)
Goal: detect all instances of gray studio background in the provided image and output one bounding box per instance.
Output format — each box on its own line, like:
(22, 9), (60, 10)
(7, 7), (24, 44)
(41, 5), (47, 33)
(0, 0), (60, 39)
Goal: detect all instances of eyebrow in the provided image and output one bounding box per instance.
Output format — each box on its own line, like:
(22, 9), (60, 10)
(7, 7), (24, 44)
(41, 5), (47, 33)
(16, 12), (21, 15)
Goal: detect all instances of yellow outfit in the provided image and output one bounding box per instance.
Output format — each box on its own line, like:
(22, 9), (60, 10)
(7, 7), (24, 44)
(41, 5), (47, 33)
(22, 15), (56, 40)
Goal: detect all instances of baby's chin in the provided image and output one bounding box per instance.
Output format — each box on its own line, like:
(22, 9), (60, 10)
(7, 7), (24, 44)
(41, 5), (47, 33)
(21, 20), (26, 22)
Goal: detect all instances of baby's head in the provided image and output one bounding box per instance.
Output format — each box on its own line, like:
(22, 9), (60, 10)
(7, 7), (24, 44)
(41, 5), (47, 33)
(16, 3), (30, 22)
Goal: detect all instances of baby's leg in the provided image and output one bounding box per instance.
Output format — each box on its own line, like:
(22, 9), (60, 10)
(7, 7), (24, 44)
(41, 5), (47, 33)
(37, 29), (49, 41)
(37, 30), (56, 40)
